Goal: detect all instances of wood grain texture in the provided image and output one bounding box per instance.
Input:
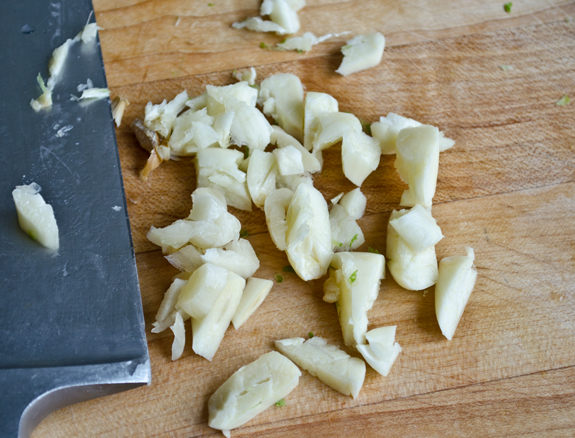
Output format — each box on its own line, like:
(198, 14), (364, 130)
(94, 0), (575, 87)
(114, 21), (575, 253)
(32, 1), (575, 436)
(33, 181), (575, 437)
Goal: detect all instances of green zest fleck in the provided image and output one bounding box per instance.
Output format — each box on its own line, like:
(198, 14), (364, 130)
(244, 146), (250, 159)
(275, 399), (285, 407)
(275, 273), (284, 283)
(308, 332), (314, 338)
(259, 42), (267, 49)
(296, 49), (303, 54)
(349, 270), (358, 284)
(499, 65), (513, 71)
(283, 265), (295, 273)
(556, 95), (571, 106)
(208, 3), (214, 6)
(240, 229), (249, 238)
(349, 234), (358, 247)
(504, 2), (512, 13)
(368, 247), (380, 254)
(280, 38), (287, 44)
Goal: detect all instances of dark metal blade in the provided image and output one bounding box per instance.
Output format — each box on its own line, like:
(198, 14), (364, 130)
(0, 1), (151, 436)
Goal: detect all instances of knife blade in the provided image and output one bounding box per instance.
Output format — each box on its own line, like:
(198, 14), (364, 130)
(0, 1), (151, 437)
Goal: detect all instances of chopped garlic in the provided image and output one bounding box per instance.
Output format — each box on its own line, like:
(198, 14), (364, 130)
(111, 96), (129, 127)
(196, 148), (252, 211)
(276, 172), (313, 191)
(312, 112), (362, 154)
(155, 278), (188, 324)
(186, 92), (208, 112)
(47, 38), (75, 89)
(30, 74), (53, 112)
(435, 248), (477, 340)
(273, 145), (304, 176)
(303, 91), (339, 151)
(247, 149), (277, 209)
(232, 16), (288, 35)
(170, 312), (186, 361)
(356, 326), (402, 376)
(12, 183), (59, 250)
(276, 31), (349, 52)
(336, 33), (385, 76)
(177, 263), (230, 320)
(328, 252), (385, 347)
(232, 277), (274, 329)
(270, 125), (321, 173)
(339, 188), (366, 220)
(233, 67), (257, 86)
(259, 73), (305, 141)
(371, 113), (454, 155)
(202, 238), (260, 279)
(264, 188), (293, 251)
(341, 130), (381, 186)
(329, 204), (364, 252)
(208, 352), (300, 435)
(275, 337), (366, 398)
(261, 0), (301, 34)
(191, 271), (245, 360)
(389, 204), (444, 253)
(386, 209), (438, 291)
(77, 87), (110, 100)
(77, 22), (101, 44)
(395, 125), (440, 208)
(165, 245), (204, 272)
(285, 184), (333, 281)
(144, 90), (189, 138)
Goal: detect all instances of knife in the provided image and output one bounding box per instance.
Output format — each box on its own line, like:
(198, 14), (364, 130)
(0, 1), (151, 437)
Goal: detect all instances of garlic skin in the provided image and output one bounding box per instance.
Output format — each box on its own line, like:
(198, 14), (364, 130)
(275, 337), (366, 398)
(395, 125), (440, 209)
(304, 91), (339, 151)
(12, 183), (59, 250)
(336, 33), (385, 76)
(208, 351), (300, 436)
(357, 326), (402, 376)
(341, 130), (381, 186)
(435, 248), (478, 340)
(328, 252), (385, 348)
(386, 209), (438, 291)
(389, 204), (444, 253)
(111, 96), (129, 127)
(371, 113), (455, 155)
(191, 270), (245, 361)
(232, 277), (273, 329)
(264, 188), (294, 251)
(285, 184), (333, 281)
(259, 73), (305, 141)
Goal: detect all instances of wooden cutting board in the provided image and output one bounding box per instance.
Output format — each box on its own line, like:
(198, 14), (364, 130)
(33, 1), (575, 436)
